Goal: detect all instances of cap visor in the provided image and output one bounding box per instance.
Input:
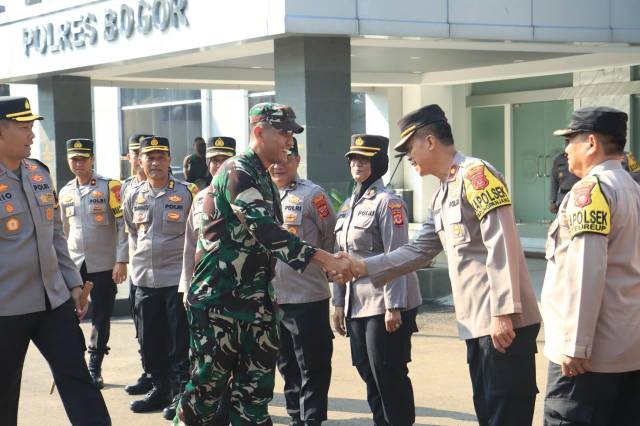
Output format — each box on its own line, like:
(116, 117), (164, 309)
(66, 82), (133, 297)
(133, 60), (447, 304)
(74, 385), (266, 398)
(206, 150), (235, 159)
(67, 152), (92, 158)
(140, 146), (170, 154)
(273, 121), (304, 134)
(393, 130), (415, 152)
(345, 150), (377, 158)
(553, 128), (580, 137)
(14, 114), (43, 122)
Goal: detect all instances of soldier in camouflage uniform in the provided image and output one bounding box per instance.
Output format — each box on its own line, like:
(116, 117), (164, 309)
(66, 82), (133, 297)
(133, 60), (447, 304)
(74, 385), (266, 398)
(176, 103), (352, 425)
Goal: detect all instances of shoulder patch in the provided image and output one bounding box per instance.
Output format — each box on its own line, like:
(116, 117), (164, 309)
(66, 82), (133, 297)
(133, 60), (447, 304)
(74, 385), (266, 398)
(566, 176), (610, 238)
(188, 183), (199, 196)
(627, 152), (640, 172)
(107, 180), (123, 218)
(312, 193), (330, 219)
(388, 200), (405, 226)
(463, 163), (511, 220)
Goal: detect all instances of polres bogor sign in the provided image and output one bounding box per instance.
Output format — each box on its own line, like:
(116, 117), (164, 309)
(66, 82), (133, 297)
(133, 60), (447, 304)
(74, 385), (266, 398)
(23, 0), (188, 57)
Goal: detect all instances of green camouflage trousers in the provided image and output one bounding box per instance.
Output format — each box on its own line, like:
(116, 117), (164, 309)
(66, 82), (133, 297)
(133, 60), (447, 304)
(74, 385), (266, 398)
(175, 308), (278, 425)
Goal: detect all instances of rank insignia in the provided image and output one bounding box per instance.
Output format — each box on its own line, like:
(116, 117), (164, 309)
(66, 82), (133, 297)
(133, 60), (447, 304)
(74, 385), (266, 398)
(5, 217), (20, 232)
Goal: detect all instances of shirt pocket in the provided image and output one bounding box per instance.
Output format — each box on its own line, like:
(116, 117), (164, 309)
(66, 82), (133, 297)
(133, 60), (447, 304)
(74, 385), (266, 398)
(448, 222), (471, 246)
(89, 201), (109, 226)
(163, 207), (186, 235)
(350, 213), (375, 252)
(35, 189), (56, 224)
(334, 215), (345, 249)
(0, 200), (27, 236)
(283, 207), (303, 239)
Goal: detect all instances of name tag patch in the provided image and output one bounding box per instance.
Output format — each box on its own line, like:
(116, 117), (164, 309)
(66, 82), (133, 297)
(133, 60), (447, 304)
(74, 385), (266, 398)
(464, 164), (511, 220)
(566, 177), (610, 238)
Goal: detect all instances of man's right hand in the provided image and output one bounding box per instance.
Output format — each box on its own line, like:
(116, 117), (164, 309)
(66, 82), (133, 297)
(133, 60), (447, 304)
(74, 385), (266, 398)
(311, 250), (355, 283)
(330, 252), (366, 284)
(333, 307), (346, 336)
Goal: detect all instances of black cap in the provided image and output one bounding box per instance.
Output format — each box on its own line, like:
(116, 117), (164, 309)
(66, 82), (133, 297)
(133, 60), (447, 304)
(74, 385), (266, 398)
(249, 102), (304, 134)
(287, 137), (300, 156)
(395, 104), (448, 152)
(0, 96), (43, 122)
(206, 136), (236, 158)
(553, 106), (628, 143)
(66, 139), (94, 158)
(128, 133), (154, 151)
(345, 134), (389, 158)
(140, 136), (170, 154)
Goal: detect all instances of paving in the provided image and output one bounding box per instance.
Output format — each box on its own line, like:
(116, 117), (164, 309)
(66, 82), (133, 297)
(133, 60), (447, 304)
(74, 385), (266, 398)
(18, 304), (548, 425)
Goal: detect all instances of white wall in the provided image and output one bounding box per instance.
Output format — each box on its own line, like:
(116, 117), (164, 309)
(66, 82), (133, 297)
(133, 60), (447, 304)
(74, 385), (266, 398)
(208, 90), (249, 152)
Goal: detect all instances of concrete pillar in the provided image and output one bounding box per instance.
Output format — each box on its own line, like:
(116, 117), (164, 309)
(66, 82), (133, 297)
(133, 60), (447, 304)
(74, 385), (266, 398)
(209, 90), (250, 152)
(37, 76), (93, 189)
(274, 36), (351, 193)
(0, 84), (9, 96)
(93, 86), (121, 179)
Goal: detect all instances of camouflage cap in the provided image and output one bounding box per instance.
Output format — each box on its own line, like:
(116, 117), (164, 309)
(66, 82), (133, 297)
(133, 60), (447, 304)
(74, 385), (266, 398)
(249, 102), (304, 134)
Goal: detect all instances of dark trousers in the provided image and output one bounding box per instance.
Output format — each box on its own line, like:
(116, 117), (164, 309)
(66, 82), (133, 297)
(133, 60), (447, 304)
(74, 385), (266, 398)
(135, 285), (188, 387)
(277, 299), (333, 425)
(346, 308), (418, 426)
(0, 299), (110, 426)
(466, 323), (540, 426)
(129, 280), (147, 372)
(544, 362), (640, 426)
(80, 264), (116, 355)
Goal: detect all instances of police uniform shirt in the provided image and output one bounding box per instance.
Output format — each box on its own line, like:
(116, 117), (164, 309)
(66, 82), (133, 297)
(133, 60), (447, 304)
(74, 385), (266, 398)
(542, 160), (640, 373)
(123, 178), (196, 288)
(179, 188), (206, 294)
(271, 177), (336, 304)
(332, 179), (422, 318)
(0, 159), (82, 316)
(120, 175), (144, 202)
(59, 174), (128, 273)
(364, 152), (541, 339)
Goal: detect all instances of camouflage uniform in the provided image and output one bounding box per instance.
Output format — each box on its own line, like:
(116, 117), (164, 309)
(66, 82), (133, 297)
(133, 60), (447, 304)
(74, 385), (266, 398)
(178, 144), (316, 425)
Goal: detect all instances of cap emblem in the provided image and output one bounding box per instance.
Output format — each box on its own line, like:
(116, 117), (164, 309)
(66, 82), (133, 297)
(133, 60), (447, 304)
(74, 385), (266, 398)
(25, 100), (30, 110)
(215, 138), (225, 147)
(73, 141), (82, 148)
(355, 137), (364, 146)
(150, 138), (159, 146)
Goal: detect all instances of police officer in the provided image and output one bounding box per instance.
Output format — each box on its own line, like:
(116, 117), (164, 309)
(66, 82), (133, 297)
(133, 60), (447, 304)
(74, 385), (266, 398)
(335, 105), (542, 426)
(332, 134), (421, 426)
(58, 138), (128, 389)
(549, 152), (579, 214)
(121, 133), (156, 396)
(122, 136), (197, 415)
(176, 103), (352, 425)
(0, 96), (110, 425)
(268, 138), (336, 426)
(542, 107), (640, 425)
(178, 135), (236, 423)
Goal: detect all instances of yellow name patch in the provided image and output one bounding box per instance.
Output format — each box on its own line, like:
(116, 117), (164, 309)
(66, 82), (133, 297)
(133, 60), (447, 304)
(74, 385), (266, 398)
(566, 176), (610, 238)
(463, 163), (511, 220)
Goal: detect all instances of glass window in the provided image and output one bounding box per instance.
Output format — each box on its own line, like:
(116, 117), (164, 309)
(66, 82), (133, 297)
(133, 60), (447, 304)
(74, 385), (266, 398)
(120, 88), (202, 178)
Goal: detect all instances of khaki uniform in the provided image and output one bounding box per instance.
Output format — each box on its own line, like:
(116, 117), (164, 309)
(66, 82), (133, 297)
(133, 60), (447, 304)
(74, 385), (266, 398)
(365, 152), (541, 338)
(179, 188), (206, 294)
(542, 160), (640, 373)
(59, 174), (127, 272)
(123, 178), (196, 288)
(272, 177), (336, 304)
(0, 159), (81, 316)
(333, 179), (422, 316)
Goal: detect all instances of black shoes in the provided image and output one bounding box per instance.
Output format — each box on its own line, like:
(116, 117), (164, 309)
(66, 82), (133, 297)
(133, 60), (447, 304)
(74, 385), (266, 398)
(162, 393), (181, 420)
(125, 373), (153, 395)
(88, 352), (105, 390)
(130, 380), (172, 413)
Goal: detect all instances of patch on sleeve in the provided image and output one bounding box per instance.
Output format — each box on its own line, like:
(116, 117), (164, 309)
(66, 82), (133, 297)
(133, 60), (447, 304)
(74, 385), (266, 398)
(566, 176), (610, 238)
(388, 201), (405, 226)
(107, 180), (123, 218)
(313, 194), (330, 218)
(188, 183), (199, 196)
(627, 152), (640, 172)
(463, 163), (511, 220)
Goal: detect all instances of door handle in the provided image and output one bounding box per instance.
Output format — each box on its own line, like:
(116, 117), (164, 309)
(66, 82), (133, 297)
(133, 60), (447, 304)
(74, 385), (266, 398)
(536, 155), (542, 178)
(544, 154), (551, 178)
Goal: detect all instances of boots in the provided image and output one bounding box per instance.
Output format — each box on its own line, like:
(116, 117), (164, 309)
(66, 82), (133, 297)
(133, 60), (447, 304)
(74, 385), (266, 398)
(88, 352), (105, 389)
(125, 372), (154, 395)
(130, 377), (172, 413)
(162, 383), (183, 420)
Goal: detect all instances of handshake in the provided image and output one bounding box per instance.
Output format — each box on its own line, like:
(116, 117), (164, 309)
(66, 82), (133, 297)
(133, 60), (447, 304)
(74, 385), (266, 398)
(313, 250), (366, 284)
